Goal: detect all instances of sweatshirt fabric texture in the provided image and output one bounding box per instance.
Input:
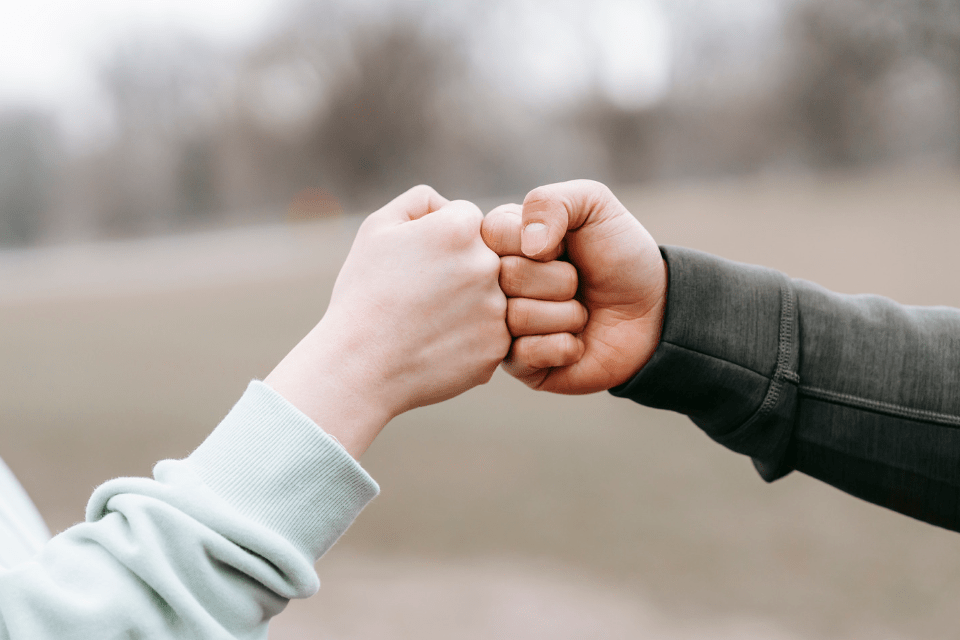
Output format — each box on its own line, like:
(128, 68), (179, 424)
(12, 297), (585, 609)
(612, 245), (960, 531)
(0, 380), (379, 639)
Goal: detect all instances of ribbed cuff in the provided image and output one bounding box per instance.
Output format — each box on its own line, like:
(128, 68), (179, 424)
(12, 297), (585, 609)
(185, 381), (379, 562)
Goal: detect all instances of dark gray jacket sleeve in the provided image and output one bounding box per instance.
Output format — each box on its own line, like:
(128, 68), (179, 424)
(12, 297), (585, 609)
(611, 246), (960, 531)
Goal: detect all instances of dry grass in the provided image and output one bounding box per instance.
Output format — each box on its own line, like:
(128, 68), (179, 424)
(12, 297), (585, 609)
(2, 167), (960, 638)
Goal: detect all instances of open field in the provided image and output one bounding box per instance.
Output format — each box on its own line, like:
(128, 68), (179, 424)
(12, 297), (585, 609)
(2, 167), (960, 638)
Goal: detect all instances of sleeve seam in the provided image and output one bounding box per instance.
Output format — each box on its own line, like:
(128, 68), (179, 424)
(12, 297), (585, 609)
(660, 284), (799, 389)
(714, 284), (799, 443)
(799, 385), (960, 428)
(757, 284), (799, 416)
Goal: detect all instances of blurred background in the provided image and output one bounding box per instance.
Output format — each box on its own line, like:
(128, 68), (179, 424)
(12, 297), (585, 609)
(1, 0), (958, 244)
(1, 0), (960, 638)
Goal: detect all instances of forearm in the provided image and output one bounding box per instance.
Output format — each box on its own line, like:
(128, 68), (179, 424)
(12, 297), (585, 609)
(613, 246), (960, 531)
(0, 382), (378, 639)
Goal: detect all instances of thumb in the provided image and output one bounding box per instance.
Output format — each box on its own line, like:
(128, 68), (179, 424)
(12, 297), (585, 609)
(520, 179), (611, 260)
(377, 184), (450, 223)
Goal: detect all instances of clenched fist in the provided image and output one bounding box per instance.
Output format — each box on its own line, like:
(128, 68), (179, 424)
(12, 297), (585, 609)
(267, 185), (511, 457)
(482, 180), (666, 394)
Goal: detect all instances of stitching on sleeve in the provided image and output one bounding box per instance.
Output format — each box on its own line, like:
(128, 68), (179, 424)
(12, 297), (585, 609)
(657, 284), (800, 388)
(711, 282), (799, 449)
(799, 385), (960, 428)
(750, 284), (800, 422)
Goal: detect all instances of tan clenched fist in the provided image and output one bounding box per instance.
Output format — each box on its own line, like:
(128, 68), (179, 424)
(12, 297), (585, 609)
(482, 180), (667, 394)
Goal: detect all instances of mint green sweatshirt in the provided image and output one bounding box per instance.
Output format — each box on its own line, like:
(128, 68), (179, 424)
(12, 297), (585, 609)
(0, 381), (379, 638)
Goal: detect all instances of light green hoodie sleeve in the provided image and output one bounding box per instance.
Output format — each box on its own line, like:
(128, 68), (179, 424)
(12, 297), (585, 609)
(0, 380), (379, 639)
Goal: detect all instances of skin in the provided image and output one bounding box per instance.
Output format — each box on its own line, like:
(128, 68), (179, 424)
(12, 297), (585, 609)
(263, 179), (664, 459)
(264, 185), (511, 459)
(482, 179), (668, 394)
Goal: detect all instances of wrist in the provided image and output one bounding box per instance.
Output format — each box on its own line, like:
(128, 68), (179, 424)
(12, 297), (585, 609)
(644, 258), (668, 366)
(618, 256), (668, 387)
(263, 320), (395, 459)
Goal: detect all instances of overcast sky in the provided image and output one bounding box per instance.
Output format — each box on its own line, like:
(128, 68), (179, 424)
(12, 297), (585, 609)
(0, 0), (780, 148)
(0, 0), (287, 143)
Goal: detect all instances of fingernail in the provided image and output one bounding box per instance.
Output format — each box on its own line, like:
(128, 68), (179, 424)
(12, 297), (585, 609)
(521, 223), (548, 256)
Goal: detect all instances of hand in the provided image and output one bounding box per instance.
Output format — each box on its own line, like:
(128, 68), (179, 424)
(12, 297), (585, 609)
(481, 180), (666, 394)
(266, 185), (510, 457)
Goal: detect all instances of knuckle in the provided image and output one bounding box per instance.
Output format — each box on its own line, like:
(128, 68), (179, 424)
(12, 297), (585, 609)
(575, 178), (610, 198)
(453, 209), (483, 238)
(525, 335), (554, 369)
(480, 215), (504, 251)
(494, 222), (521, 256)
(574, 302), (589, 331)
(507, 338), (531, 364)
(468, 244), (500, 282)
(524, 185), (552, 207)
(480, 245), (502, 274)
(524, 184), (567, 217)
(505, 298), (530, 335)
(493, 290), (508, 316)
(408, 184), (439, 201)
(440, 214), (481, 248)
(493, 333), (511, 363)
(486, 203), (521, 220)
(481, 207), (511, 232)
(481, 205), (523, 256)
(479, 211), (500, 241)
(479, 325), (510, 375)
(499, 256), (524, 295)
(560, 333), (580, 359)
(451, 199), (483, 221)
(560, 262), (579, 298)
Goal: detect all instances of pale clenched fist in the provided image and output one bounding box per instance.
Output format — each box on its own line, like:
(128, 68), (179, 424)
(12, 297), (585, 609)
(267, 185), (510, 457)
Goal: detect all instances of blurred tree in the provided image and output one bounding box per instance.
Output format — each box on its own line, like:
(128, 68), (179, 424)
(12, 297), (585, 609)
(176, 138), (218, 220)
(785, 0), (902, 166)
(0, 111), (59, 247)
(906, 0), (960, 158)
(31, 0), (956, 248)
(575, 100), (662, 184)
(94, 36), (229, 235)
(784, 0), (960, 166)
(301, 19), (458, 206)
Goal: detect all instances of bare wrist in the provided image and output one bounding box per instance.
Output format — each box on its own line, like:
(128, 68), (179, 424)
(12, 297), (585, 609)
(263, 322), (394, 459)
